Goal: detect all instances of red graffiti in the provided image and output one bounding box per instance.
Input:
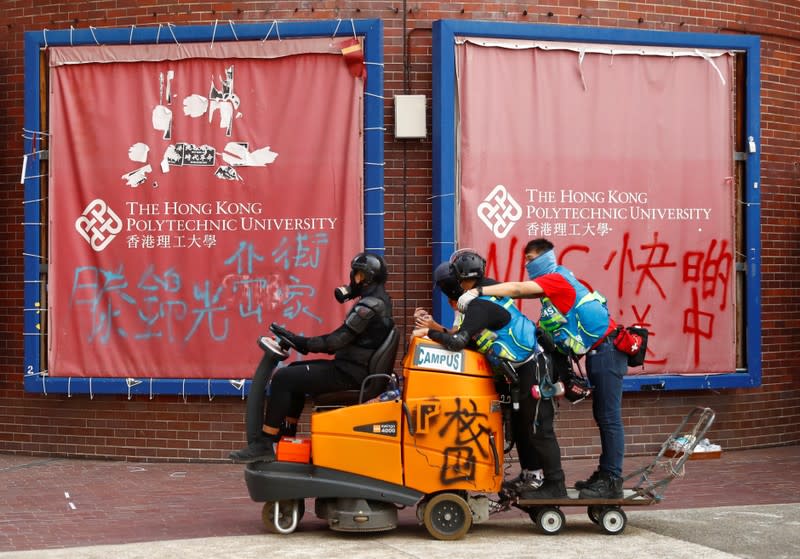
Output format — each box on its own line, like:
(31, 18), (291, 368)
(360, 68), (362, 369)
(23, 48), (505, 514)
(604, 231), (677, 299)
(478, 232), (733, 369)
(683, 238), (732, 311)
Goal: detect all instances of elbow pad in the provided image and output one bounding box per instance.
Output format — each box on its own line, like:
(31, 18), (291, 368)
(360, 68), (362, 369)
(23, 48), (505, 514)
(446, 330), (471, 352)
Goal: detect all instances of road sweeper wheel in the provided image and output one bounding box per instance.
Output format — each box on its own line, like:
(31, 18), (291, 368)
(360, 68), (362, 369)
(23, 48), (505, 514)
(422, 493), (472, 540)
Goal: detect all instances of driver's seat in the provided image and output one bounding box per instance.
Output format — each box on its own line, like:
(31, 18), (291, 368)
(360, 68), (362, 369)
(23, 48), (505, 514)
(312, 328), (400, 410)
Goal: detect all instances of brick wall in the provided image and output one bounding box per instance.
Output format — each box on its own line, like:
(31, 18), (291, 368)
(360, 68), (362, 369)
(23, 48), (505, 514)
(0, 0), (798, 462)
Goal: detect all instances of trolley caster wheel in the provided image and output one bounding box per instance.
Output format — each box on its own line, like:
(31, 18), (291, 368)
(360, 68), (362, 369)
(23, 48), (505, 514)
(423, 492), (472, 540)
(535, 506), (565, 535)
(587, 505), (602, 524)
(527, 506), (544, 526)
(262, 499), (305, 534)
(599, 506), (627, 535)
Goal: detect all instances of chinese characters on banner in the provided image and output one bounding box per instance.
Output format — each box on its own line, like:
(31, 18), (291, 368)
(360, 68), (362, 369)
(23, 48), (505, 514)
(456, 41), (735, 374)
(48, 40), (364, 378)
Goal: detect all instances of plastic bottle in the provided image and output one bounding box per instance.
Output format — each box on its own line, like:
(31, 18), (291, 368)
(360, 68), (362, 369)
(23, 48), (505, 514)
(367, 388), (401, 403)
(531, 381), (565, 400)
(378, 388), (401, 401)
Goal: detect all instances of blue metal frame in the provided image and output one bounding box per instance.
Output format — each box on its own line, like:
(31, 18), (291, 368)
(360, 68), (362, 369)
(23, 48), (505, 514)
(23, 19), (384, 396)
(432, 20), (761, 392)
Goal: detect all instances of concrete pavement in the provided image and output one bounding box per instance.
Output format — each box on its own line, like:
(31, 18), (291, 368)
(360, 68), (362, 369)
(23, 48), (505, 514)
(1, 503), (797, 559)
(2, 445), (799, 558)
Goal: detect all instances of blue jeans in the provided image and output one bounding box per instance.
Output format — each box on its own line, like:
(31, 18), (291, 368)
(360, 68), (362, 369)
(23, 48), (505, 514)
(585, 338), (628, 477)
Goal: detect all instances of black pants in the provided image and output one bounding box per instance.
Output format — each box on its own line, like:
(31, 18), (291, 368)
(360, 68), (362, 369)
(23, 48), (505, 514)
(264, 359), (359, 429)
(512, 355), (564, 482)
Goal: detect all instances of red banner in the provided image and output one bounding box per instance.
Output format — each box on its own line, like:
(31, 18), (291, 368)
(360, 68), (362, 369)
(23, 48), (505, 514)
(48, 40), (364, 378)
(456, 41), (734, 373)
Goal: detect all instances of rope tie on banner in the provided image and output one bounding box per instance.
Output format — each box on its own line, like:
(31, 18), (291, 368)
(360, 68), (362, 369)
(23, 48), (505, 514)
(126, 378), (143, 400)
(364, 246), (386, 252)
(364, 186), (385, 192)
(23, 252), (45, 260)
(364, 211), (386, 216)
(577, 48), (587, 91)
(262, 20), (281, 42)
(364, 91), (385, 100)
(364, 126), (385, 132)
(350, 18), (357, 39)
(42, 29), (48, 49)
(332, 18), (342, 38)
(181, 379), (187, 402)
(89, 378), (94, 400)
(24, 369), (48, 395)
(429, 192), (455, 199)
(22, 128), (51, 139)
(694, 49), (726, 85)
(230, 379), (246, 399)
(365, 61), (384, 67)
(210, 19), (218, 49)
(69, 25), (74, 46)
(364, 161), (385, 166)
(207, 379), (214, 401)
(129, 25), (135, 44)
(89, 26), (101, 46)
(67, 377), (71, 398)
(156, 23), (162, 44)
(149, 378), (154, 400)
(228, 20), (239, 41)
(167, 23), (180, 45)
(23, 198), (46, 205)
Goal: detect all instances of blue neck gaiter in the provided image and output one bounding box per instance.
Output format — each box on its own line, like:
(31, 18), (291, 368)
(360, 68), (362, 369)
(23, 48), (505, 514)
(525, 249), (557, 280)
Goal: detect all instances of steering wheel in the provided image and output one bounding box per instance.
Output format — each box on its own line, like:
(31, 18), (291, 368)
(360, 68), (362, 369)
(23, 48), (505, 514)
(269, 322), (299, 351)
(257, 335), (289, 359)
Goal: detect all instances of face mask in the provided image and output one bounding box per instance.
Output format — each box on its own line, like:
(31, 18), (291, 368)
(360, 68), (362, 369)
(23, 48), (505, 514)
(525, 249), (556, 279)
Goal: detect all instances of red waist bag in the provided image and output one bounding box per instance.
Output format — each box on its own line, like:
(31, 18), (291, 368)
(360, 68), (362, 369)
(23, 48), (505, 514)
(612, 326), (648, 367)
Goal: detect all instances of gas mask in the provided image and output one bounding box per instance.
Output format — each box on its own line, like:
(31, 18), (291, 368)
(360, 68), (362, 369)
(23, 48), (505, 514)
(334, 284), (355, 304)
(334, 271), (362, 304)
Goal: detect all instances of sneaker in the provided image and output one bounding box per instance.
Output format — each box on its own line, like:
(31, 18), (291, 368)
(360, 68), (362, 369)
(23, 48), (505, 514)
(501, 469), (544, 495)
(578, 471), (623, 499)
(519, 479), (567, 500)
(229, 437), (276, 464)
(574, 469), (601, 490)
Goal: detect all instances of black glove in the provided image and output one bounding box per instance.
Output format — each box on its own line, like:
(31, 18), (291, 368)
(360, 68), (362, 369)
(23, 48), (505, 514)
(269, 323), (309, 354)
(289, 334), (309, 355)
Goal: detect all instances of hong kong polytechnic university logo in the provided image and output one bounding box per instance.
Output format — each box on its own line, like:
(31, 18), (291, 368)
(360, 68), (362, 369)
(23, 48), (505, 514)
(477, 184), (522, 239)
(75, 199), (123, 252)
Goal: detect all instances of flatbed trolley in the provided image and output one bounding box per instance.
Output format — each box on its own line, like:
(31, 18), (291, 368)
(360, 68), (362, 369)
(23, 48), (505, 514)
(505, 406), (716, 535)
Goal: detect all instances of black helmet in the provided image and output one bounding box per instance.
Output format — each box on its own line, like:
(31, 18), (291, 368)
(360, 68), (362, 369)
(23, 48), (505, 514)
(433, 261), (463, 301)
(449, 249), (485, 281)
(350, 252), (388, 285)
